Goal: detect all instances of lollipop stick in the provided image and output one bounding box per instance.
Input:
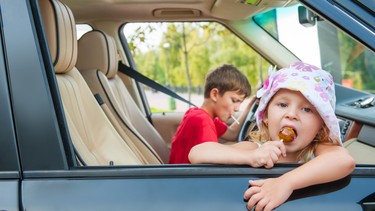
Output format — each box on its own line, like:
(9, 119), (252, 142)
(231, 115), (240, 125)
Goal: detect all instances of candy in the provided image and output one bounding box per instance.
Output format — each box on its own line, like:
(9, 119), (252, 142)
(278, 127), (295, 143)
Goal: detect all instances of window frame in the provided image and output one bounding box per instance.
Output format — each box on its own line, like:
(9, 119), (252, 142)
(301, 0), (375, 52)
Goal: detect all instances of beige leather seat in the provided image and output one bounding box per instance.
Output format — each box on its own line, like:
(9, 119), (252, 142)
(38, 0), (161, 165)
(76, 30), (170, 163)
(344, 138), (375, 164)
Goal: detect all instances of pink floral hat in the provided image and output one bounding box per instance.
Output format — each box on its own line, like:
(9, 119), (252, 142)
(256, 61), (341, 144)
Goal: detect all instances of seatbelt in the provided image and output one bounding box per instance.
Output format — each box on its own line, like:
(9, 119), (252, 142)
(118, 62), (197, 107)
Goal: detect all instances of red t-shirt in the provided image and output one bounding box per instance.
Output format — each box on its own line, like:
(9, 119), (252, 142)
(168, 107), (228, 164)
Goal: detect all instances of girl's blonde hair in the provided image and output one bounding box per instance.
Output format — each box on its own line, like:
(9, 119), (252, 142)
(250, 122), (340, 162)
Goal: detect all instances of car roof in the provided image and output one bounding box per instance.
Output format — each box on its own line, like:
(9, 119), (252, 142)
(60, 0), (298, 23)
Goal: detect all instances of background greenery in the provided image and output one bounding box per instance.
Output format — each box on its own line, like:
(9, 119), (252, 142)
(125, 22), (270, 98)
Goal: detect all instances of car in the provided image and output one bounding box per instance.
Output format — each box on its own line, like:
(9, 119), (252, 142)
(0, 0), (374, 210)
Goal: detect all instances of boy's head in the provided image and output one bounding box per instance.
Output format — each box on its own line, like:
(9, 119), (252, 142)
(204, 64), (251, 99)
(255, 61), (340, 144)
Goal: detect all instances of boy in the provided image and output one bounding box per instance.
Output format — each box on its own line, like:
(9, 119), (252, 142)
(168, 64), (252, 164)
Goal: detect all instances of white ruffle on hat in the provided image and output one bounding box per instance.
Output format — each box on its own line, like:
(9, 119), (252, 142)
(256, 61), (341, 144)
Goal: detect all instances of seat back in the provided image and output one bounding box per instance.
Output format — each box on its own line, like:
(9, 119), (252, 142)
(343, 125), (375, 164)
(76, 30), (170, 163)
(344, 138), (375, 164)
(39, 0), (158, 165)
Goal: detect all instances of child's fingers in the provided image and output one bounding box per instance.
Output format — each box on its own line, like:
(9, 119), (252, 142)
(264, 161), (274, 168)
(246, 192), (262, 210)
(270, 150), (280, 163)
(255, 148), (279, 168)
(262, 144), (283, 163)
(268, 140), (287, 157)
(257, 151), (275, 168)
(249, 179), (265, 187)
(244, 184), (260, 200)
(244, 180), (268, 210)
(275, 140), (287, 157)
(254, 198), (269, 211)
(279, 141), (287, 157)
(263, 200), (279, 211)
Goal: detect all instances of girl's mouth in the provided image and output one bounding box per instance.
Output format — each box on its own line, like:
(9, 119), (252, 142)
(278, 127), (296, 143)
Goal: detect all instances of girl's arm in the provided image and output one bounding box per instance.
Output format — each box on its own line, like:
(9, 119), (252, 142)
(189, 141), (286, 168)
(279, 144), (355, 189)
(244, 144), (355, 211)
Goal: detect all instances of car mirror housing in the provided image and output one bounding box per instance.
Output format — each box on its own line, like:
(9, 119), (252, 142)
(298, 6), (319, 27)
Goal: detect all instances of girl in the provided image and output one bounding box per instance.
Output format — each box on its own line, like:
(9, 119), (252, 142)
(189, 61), (355, 211)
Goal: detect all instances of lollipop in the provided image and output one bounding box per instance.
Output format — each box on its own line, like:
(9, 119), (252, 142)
(279, 127), (295, 143)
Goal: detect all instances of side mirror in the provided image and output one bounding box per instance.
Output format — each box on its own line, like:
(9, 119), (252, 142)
(298, 6), (319, 27)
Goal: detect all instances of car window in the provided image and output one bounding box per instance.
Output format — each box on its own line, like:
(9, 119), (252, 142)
(254, 3), (375, 166)
(122, 22), (270, 113)
(76, 24), (92, 39)
(253, 4), (375, 94)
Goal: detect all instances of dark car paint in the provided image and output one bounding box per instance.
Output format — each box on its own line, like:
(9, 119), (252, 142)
(0, 0), (374, 211)
(2, 0), (69, 171)
(21, 166), (375, 210)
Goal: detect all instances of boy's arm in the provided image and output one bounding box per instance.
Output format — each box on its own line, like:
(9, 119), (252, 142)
(221, 95), (257, 141)
(244, 145), (355, 210)
(189, 141), (286, 168)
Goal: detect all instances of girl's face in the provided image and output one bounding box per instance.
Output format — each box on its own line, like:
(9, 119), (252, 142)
(213, 89), (245, 122)
(264, 89), (323, 156)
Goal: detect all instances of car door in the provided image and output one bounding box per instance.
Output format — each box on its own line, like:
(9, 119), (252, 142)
(8, 0), (375, 210)
(0, 8), (21, 210)
(0, 30), (20, 210)
(0, 0), (72, 209)
(20, 166), (375, 211)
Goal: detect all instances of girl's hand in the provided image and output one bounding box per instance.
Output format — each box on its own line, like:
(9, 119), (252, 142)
(249, 141), (286, 168)
(244, 178), (293, 211)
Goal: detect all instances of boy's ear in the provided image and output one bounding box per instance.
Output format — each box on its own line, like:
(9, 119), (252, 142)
(210, 88), (220, 102)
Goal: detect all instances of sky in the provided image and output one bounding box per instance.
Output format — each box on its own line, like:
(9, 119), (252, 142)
(277, 5), (321, 67)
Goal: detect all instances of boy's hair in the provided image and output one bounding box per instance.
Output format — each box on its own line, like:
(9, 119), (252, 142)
(204, 64), (251, 98)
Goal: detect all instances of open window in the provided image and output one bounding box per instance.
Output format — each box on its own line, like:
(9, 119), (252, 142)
(122, 22), (270, 113)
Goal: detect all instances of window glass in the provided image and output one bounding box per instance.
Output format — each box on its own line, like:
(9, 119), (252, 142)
(76, 24), (92, 39)
(122, 22), (270, 112)
(254, 4), (375, 93)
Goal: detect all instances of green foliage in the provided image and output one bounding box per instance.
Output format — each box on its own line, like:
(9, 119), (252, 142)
(338, 30), (375, 91)
(150, 107), (172, 113)
(126, 22), (270, 91)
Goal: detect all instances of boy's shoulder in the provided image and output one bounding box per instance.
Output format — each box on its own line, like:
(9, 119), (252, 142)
(184, 107), (212, 121)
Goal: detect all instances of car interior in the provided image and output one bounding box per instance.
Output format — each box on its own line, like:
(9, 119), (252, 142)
(76, 30), (170, 163)
(37, 0), (375, 166)
(39, 0), (155, 165)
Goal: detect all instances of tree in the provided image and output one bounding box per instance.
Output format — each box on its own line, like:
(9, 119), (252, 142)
(124, 22), (270, 98)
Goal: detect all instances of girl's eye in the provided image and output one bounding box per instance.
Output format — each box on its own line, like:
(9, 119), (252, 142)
(277, 102), (287, 107)
(302, 107), (312, 113)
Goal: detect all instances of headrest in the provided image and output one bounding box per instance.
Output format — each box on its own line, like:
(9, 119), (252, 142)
(39, 0), (77, 74)
(76, 30), (118, 79)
